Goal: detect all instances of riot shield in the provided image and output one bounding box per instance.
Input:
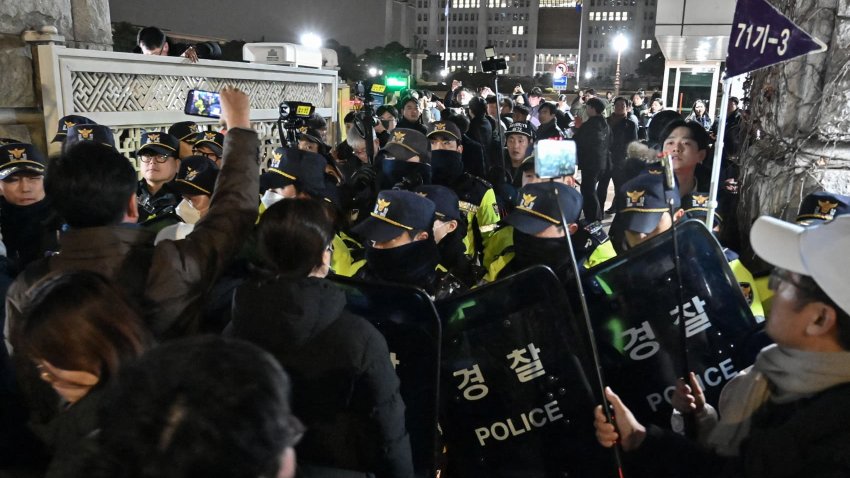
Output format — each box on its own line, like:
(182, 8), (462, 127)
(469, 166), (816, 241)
(331, 277), (441, 478)
(584, 219), (759, 428)
(435, 266), (612, 478)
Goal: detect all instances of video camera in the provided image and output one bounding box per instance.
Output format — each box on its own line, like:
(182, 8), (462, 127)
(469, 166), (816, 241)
(351, 81), (387, 165)
(277, 101), (315, 147)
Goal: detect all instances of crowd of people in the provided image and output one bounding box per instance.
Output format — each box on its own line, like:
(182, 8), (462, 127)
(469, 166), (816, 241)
(0, 29), (848, 478)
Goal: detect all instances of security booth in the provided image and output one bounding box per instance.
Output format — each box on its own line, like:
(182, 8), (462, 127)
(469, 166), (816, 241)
(654, 0), (743, 117)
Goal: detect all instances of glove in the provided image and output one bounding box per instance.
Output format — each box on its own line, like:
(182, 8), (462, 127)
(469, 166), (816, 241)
(351, 165), (377, 191)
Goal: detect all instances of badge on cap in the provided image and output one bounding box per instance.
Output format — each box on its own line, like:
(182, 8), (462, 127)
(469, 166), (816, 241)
(270, 151), (282, 169)
(189, 124), (199, 133)
(434, 123), (446, 131)
(691, 194), (709, 207)
(818, 200), (839, 217)
(393, 131), (406, 143)
(520, 193), (536, 210)
(78, 128), (94, 140)
(375, 198), (391, 217)
(626, 190), (646, 208)
(204, 132), (218, 141)
(185, 167), (199, 181)
(297, 126), (309, 134)
(7, 148), (26, 160)
(148, 133), (161, 143)
(63, 120), (76, 131)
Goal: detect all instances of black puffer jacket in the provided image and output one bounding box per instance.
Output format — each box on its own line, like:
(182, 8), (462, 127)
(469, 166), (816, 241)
(231, 277), (414, 478)
(575, 115), (611, 174)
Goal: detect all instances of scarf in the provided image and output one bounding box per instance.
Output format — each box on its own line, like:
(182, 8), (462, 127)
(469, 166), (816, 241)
(706, 344), (850, 456)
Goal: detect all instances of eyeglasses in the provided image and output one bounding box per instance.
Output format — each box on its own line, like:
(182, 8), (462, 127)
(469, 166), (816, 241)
(768, 268), (820, 294)
(139, 154), (173, 164)
(193, 148), (219, 160)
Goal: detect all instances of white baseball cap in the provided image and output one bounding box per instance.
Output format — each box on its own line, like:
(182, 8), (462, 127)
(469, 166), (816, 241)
(750, 215), (850, 315)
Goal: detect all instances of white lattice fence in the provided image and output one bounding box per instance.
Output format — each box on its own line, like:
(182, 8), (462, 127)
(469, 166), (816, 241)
(114, 121), (280, 171)
(37, 45), (338, 159)
(70, 73), (329, 113)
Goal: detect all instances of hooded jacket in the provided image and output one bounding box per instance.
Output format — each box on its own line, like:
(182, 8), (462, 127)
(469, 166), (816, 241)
(231, 276), (414, 478)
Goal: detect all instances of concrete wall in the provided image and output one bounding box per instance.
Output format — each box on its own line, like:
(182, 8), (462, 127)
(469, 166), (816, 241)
(0, 0), (113, 143)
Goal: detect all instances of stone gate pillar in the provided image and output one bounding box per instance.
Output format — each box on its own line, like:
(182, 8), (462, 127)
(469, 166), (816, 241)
(0, 0), (113, 147)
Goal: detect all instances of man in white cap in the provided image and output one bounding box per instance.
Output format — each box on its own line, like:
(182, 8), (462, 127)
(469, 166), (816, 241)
(593, 215), (850, 477)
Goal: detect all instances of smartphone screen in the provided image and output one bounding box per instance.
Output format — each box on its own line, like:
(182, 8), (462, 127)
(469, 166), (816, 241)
(534, 140), (577, 179)
(185, 89), (222, 118)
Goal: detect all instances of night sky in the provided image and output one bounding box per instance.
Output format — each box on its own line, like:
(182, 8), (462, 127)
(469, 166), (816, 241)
(109, 0), (390, 53)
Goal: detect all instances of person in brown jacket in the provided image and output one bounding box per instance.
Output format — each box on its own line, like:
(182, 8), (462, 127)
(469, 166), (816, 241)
(3, 87), (259, 428)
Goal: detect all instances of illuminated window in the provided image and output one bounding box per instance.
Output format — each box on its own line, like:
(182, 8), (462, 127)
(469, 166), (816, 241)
(539, 0), (576, 6)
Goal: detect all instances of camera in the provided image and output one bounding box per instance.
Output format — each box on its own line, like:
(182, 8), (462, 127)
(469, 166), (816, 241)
(276, 101), (315, 147)
(278, 101), (314, 122)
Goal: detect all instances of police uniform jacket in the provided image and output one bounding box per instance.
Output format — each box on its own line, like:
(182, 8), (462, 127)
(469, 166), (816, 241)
(136, 179), (180, 224)
(450, 173), (501, 258)
(230, 276), (414, 478)
(5, 128), (260, 423)
(0, 197), (60, 277)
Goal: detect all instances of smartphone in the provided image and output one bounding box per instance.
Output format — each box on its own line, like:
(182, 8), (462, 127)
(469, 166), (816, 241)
(185, 89), (222, 118)
(534, 140), (577, 179)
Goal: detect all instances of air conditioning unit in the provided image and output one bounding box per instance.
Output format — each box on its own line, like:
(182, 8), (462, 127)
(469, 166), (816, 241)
(242, 43), (323, 68)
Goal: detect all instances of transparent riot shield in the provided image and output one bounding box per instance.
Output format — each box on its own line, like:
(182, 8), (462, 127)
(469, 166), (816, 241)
(435, 266), (611, 478)
(332, 277), (441, 478)
(584, 219), (760, 428)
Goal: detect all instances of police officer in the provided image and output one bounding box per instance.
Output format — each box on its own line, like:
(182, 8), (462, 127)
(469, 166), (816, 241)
(0, 143), (60, 276)
(295, 125), (344, 186)
(376, 128), (432, 191)
(353, 190), (463, 299)
(154, 155), (220, 243)
(192, 131), (224, 167)
(168, 121), (201, 159)
(682, 191), (765, 323)
(486, 182), (614, 282)
(427, 120), (501, 263)
(416, 184), (479, 287)
(50, 115), (96, 146)
(260, 147), (365, 278)
(63, 124), (117, 151)
(136, 132), (182, 230)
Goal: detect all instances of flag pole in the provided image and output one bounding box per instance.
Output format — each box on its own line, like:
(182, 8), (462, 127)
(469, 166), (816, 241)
(706, 76), (732, 232)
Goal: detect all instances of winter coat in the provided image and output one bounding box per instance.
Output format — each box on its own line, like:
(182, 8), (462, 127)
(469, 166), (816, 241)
(575, 115), (611, 174)
(231, 276), (414, 478)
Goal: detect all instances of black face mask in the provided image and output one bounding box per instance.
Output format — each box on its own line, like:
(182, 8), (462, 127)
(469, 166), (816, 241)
(365, 238), (440, 289)
(380, 119), (393, 130)
(511, 229), (574, 273)
(380, 159), (432, 191)
(430, 149), (464, 186)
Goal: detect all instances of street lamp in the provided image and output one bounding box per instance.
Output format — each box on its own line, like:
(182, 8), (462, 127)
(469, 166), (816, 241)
(612, 33), (628, 96)
(300, 32), (322, 49)
(584, 71), (593, 80)
(368, 67), (378, 77)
